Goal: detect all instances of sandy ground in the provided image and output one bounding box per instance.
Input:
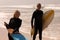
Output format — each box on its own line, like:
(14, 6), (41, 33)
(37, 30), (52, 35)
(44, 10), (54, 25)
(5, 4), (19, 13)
(0, 28), (54, 40)
(0, 8), (60, 40)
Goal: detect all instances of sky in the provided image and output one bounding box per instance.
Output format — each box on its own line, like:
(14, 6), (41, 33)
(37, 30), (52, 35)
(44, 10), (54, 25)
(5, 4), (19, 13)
(0, 0), (60, 5)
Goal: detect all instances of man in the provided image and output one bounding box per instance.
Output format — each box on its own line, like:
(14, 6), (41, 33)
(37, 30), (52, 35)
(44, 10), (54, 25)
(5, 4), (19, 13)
(4, 10), (22, 40)
(31, 3), (43, 40)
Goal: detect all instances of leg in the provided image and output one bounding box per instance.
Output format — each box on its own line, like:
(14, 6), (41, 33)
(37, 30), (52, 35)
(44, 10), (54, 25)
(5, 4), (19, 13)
(33, 28), (38, 40)
(39, 27), (42, 40)
(8, 33), (14, 40)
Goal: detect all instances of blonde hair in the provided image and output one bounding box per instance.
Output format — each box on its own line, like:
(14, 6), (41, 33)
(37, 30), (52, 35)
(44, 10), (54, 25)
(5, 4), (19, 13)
(14, 10), (20, 18)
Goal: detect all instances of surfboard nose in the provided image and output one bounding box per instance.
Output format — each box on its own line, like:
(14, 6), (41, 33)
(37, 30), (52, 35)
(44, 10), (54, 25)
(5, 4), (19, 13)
(43, 10), (54, 30)
(11, 33), (28, 40)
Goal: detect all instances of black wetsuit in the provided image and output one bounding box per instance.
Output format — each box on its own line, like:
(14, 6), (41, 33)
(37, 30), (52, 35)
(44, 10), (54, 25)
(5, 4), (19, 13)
(31, 9), (43, 40)
(6, 18), (22, 40)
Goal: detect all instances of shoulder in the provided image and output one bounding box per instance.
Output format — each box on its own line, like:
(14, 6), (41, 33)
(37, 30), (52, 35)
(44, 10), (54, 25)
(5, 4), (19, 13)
(33, 10), (37, 15)
(33, 10), (37, 13)
(19, 18), (22, 22)
(40, 10), (43, 12)
(10, 18), (14, 20)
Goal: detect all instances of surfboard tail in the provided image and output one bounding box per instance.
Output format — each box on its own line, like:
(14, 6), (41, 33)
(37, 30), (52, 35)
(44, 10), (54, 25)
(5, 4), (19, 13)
(31, 28), (34, 37)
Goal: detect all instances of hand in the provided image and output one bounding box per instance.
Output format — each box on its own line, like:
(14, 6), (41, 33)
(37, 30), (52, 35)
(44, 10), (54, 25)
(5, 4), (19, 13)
(31, 27), (34, 37)
(8, 29), (14, 34)
(4, 22), (7, 26)
(32, 25), (34, 29)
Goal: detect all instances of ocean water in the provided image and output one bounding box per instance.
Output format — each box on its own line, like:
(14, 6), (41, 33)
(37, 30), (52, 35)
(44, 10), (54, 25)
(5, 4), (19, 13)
(0, 6), (60, 40)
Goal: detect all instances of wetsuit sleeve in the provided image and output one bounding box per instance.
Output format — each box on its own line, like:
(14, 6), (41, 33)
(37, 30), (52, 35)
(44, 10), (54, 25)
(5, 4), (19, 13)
(41, 11), (43, 26)
(42, 11), (43, 16)
(19, 20), (22, 27)
(31, 12), (35, 28)
(42, 11), (43, 20)
(8, 18), (13, 28)
(5, 23), (9, 29)
(5, 18), (12, 29)
(8, 18), (15, 29)
(41, 11), (43, 28)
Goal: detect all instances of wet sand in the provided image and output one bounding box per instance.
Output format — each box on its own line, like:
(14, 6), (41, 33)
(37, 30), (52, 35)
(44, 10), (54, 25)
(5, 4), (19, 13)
(0, 7), (60, 40)
(0, 28), (54, 40)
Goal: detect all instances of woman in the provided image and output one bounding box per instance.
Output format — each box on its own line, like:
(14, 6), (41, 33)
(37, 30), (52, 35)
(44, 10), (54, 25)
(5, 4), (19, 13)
(4, 10), (22, 40)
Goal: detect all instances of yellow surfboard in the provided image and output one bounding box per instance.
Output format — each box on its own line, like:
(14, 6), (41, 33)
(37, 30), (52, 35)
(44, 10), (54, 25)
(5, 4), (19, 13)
(43, 10), (54, 30)
(31, 10), (54, 36)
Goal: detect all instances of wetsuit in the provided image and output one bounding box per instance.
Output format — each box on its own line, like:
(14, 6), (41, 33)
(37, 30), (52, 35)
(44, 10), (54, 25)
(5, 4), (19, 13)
(31, 9), (43, 40)
(6, 18), (22, 40)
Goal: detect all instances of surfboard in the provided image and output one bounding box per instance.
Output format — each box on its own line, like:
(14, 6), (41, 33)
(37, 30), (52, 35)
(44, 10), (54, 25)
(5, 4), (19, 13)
(11, 33), (28, 40)
(5, 23), (28, 40)
(43, 10), (54, 30)
(31, 10), (54, 36)
(31, 27), (34, 36)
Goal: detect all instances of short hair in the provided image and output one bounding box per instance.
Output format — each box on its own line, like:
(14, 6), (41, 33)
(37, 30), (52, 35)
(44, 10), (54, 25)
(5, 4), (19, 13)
(37, 3), (41, 7)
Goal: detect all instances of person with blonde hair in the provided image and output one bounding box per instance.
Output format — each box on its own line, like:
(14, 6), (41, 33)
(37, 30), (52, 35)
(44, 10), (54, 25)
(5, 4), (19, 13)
(4, 10), (22, 40)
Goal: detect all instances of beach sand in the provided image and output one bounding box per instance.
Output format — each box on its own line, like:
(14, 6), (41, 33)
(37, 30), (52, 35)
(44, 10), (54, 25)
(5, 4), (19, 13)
(0, 7), (60, 40)
(0, 28), (55, 40)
